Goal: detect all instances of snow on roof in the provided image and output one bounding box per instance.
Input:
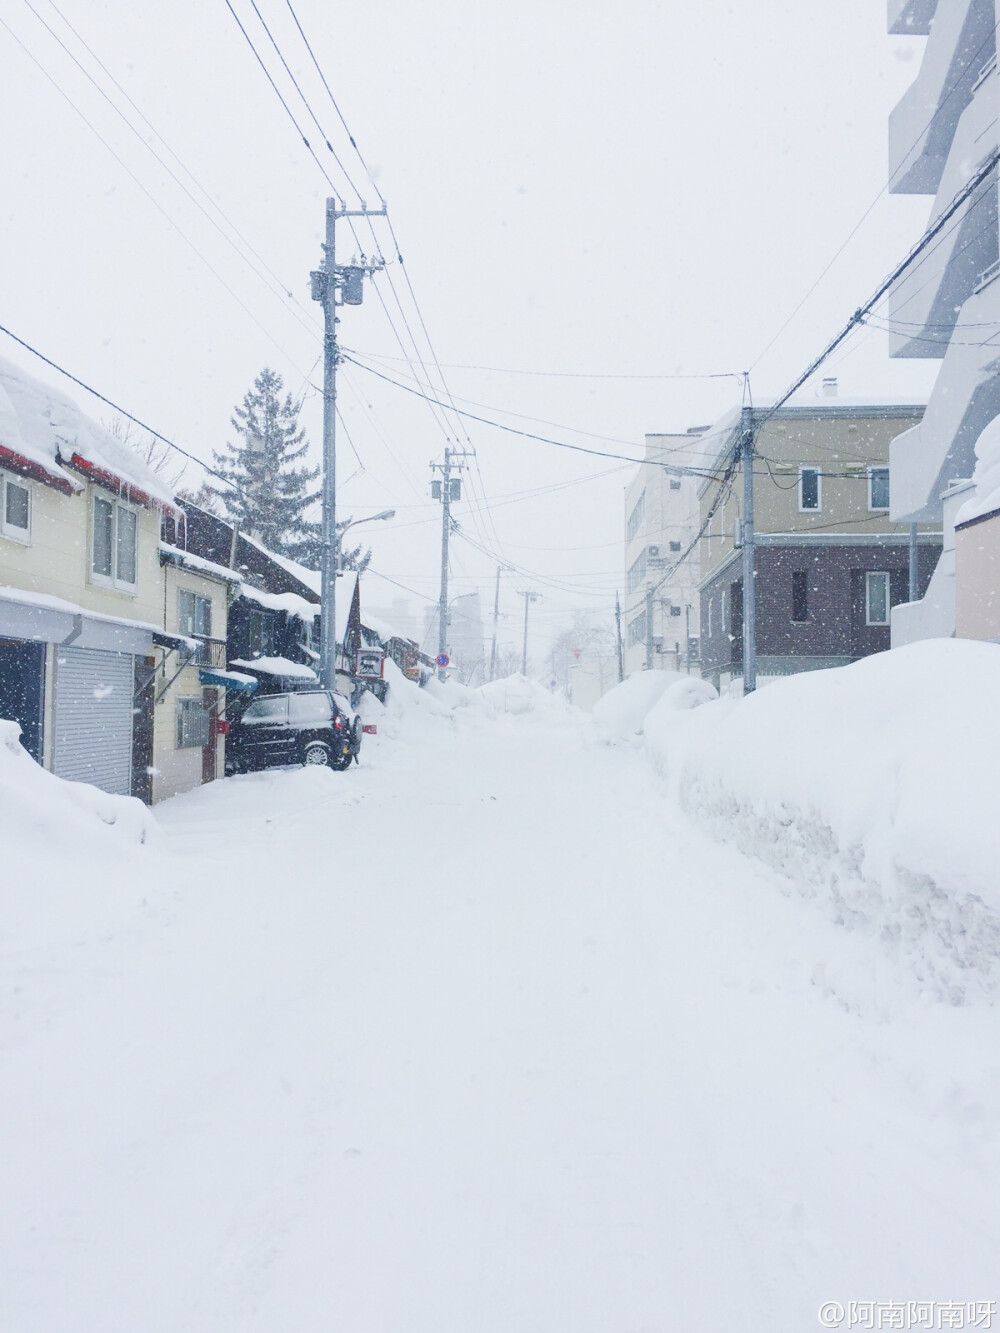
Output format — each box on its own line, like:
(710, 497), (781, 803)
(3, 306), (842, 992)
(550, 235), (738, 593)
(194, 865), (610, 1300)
(229, 656), (318, 680)
(239, 584), (319, 622)
(0, 583), (190, 645)
(0, 356), (177, 507)
(237, 533), (322, 595)
(159, 543), (243, 584)
(955, 415), (1000, 527)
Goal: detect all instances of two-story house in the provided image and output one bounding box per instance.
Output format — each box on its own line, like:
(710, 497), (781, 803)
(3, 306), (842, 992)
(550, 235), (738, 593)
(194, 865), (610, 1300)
(697, 393), (941, 693)
(0, 356), (190, 799)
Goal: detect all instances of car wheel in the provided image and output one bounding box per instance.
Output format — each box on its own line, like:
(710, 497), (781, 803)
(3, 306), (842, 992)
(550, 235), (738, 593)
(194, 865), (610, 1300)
(302, 740), (332, 767)
(330, 747), (353, 771)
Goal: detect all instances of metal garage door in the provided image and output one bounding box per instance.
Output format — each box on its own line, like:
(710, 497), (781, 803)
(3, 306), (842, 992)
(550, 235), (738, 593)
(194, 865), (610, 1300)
(53, 646), (133, 795)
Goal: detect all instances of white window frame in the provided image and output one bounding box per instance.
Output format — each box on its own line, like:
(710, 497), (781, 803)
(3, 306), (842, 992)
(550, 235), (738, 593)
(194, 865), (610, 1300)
(176, 695), (211, 749)
(865, 571), (891, 626)
(0, 470), (32, 544)
(91, 494), (139, 592)
(868, 466), (890, 511)
(798, 467), (822, 513)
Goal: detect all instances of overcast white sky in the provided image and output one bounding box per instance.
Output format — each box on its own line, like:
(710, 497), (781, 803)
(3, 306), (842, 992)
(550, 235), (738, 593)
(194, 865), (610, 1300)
(0, 1), (937, 664)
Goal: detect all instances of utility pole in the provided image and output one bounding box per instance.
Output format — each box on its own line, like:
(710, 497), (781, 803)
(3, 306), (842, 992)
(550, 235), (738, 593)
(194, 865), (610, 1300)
(684, 603), (691, 674)
(645, 585), (655, 670)
(430, 448), (468, 679)
(614, 591), (624, 682)
(311, 199), (385, 691)
(519, 590), (539, 676)
(740, 404), (757, 694)
(489, 563), (513, 681)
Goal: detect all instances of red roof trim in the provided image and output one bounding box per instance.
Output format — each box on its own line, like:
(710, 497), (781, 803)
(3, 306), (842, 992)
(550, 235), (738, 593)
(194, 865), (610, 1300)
(67, 452), (157, 508)
(0, 442), (77, 495)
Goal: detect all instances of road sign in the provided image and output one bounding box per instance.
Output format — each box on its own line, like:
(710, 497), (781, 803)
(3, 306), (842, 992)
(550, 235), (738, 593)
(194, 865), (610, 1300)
(435, 653), (450, 668)
(572, 648), (583, 660)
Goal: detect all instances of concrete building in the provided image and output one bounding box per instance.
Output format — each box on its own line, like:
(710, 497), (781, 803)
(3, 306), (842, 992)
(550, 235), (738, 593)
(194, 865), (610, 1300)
(697, 396), (936, 693)
(622, 430), (707, 675)
(886, 0), (1000, 642)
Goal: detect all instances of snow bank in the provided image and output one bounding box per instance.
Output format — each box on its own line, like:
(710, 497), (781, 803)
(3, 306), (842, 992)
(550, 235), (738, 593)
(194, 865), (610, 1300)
(424, 674), (487, 711)
(477, 673), (573, 716)
(956, 414), (1000, 525)
(0, 719), (158, 854)
(645, 641), (1000, 1001)
(592, 669), (689, 741)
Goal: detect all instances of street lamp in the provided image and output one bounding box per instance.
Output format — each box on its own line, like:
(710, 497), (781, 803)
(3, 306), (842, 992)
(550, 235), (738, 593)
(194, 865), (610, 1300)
(335, 508), (396, 569)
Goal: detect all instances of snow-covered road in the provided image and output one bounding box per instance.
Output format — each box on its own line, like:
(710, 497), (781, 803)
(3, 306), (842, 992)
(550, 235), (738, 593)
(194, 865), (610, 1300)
(4, 697), (999, 1331)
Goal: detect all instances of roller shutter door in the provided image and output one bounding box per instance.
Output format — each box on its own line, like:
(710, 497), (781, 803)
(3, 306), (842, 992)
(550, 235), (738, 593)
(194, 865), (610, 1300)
(53, 646), (133, 795)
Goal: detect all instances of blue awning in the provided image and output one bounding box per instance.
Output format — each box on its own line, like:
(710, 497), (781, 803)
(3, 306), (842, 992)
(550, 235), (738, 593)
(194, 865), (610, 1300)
(198, 667), (258, 692)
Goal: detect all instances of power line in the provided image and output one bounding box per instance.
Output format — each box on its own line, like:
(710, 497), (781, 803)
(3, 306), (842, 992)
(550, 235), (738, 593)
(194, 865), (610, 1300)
(347, 347), (743, 382)
(749, 19), (1000, 373)
(24, 0), (318, 340)
(341, 352), (729, 475)
(1, 13), (313, 379)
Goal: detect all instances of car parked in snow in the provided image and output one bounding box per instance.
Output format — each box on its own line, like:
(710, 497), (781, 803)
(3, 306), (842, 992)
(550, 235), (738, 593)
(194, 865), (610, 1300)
(224, 689), (361, 774)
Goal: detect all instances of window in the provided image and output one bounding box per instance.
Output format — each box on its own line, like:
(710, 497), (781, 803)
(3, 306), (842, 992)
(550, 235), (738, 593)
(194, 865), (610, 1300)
(179, 590), (213, 663)
(288, 693), (333, 725)
(707, 596), (713, 638)
(176, 697), (211, 748)
(627, 611), (647, 647)
(799, 467), (821, 512)
(0, 471), (31, 542)
(669, 480), (682, 491)
(868, 467), (890, 511)
(248, 609), (276, 657)
(92, 495), (138, 589)
(627, 551), (646, 594)
(627, 490), (646, 542)
(791, 571), (809, 622)
(241, 695), (288, 723)
(866, 571), (890, 625)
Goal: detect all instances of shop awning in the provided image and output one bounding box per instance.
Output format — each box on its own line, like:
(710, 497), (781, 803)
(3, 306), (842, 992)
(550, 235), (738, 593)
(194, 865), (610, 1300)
(198, 667), (259, 692)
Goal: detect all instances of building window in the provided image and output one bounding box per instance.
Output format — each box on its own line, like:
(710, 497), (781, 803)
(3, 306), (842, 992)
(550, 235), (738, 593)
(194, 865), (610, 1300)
(92, 495), (138, 590)
(627, 611), (647, 647)
(868, 467), (890, 510)
(669, 480), (682, 491)
(627, 490), (646, 542)
(179, 590), (213, 663)
(799, 467), (821, 512)
(248, 608), (276, 656)
(627, 551), (646, 594)
(865, 571), (891, 625)
(791, 571), (809, 622)
(176, 696), (211, 748)
(707, 596), (713, 638)
(0, 471), (31, 543)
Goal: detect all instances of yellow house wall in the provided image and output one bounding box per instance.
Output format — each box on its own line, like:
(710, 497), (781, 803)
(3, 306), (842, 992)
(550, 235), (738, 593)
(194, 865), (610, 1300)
(700, 412), (931, 582)
(151, 563), (231, 804)
(0, 474), (163, 625)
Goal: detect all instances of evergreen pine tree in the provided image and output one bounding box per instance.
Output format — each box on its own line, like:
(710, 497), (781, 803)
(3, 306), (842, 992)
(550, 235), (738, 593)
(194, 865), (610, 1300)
(209, 368), (321, 564)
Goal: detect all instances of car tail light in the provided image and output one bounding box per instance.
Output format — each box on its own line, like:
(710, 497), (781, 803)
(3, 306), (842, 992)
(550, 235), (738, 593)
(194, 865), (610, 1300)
(333, 715), (343, 730)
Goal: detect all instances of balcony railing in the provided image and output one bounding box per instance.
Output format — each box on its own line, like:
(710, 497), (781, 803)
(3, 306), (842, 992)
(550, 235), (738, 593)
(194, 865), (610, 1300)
(186, 636), (227, 668)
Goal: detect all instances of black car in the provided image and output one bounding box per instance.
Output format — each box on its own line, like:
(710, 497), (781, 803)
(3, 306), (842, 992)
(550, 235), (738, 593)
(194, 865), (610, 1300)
(225, 689), (361, 774)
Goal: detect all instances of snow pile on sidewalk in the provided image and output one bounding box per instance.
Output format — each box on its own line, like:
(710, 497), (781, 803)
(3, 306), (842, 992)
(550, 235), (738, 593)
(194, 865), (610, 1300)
(477, 673), (573, 716)
(0, 719), (157, 856)
(592, 669), (693, 741)
(645, 641), (1000, 1001)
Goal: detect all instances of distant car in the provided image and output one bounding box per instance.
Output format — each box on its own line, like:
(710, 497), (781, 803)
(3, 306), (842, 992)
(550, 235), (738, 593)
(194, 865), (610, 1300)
(225, 689), (361, 775)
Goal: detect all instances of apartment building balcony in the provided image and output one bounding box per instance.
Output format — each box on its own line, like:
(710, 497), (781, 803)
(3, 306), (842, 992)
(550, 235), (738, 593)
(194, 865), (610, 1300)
(888, 0), (995, 195)
(889, 276), (1000, 523)
(888, 0), (938, 36)
(888, 61), (999, 357)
